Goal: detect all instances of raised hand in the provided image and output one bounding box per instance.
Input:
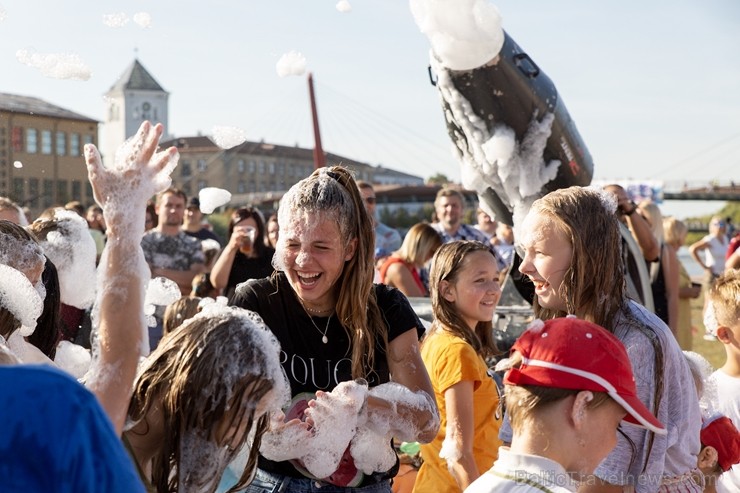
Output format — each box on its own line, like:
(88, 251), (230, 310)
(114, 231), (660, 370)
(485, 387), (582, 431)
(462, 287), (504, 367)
(84, 121), (178, 237)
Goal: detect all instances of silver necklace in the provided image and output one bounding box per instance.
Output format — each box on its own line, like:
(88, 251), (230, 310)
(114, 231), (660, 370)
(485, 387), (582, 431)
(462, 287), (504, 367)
(304, 304), (333, 315)
(307, 313), (332, 344)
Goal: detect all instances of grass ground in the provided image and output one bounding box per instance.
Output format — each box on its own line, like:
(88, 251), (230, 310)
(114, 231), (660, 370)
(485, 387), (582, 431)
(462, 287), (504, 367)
(687, 292), (725, 370)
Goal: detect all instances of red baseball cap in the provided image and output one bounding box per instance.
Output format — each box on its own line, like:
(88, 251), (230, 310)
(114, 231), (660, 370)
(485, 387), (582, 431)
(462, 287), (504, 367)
(504, 317), (666, 435)
(701, 415), (740, 471)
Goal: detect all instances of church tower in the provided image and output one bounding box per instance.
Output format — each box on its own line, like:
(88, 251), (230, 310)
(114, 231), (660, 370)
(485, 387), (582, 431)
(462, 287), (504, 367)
(102, 59), (169, 165)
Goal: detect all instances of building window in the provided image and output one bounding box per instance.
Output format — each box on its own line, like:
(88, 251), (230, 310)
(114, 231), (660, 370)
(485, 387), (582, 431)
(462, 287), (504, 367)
(57, 180), (68, 204)
(197, 180), (206, 191)
(258, 161), (265, 173)
(180, 161), (191, 177)
(70, 133), (80, 156)
(269, 162), (275, 174)
(13, 178), (24, 202)
(83, 135), (93, 146)
(248, 160), (255, 173)
(56, 132), (66, 156)
(29, 178), (39, 208)
(85, 183), (93, 203)
(11, 127), (23, 152)
(183, 183), (192, 195)
(26, 128), (38, 153)
(238, 159), (245, 173)
(71, 180), (82, 201)
(41, 130), (52, 154)
(197, 159), (207, 172)
(238, 181), (246, 193)
(43, 179), (53, 207)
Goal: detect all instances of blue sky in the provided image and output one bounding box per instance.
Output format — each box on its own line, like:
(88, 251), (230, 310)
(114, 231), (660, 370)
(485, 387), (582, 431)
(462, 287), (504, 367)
(1, 1), (738, 216)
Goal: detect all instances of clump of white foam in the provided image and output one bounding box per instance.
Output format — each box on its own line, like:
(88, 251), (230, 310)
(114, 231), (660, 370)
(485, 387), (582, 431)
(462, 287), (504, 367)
(16, 48), (92, 81)
(7, 330), (52, 364)
(336, 0), (352, 13)
(430, 54), (560, 232)
(144, 277), (181, 326)
(276, 51), (307, 78)
(439, 417), (463, 465)
(352, 382), (438, 474)
(262, 380), (368, 478)
(133, 12), (152, 28)
(13, 160), (22, 168)
(0, 264), (43, 336)
(37, 209), (97, 310)
(199, 187), (232, 214)
(211, 126), (247, 149)
(102, 12), (128, 28)
(0, 232), (45, 285)
(54, 340), (92, 379)
(410, 0), (505, 71)
(261, 379), (439, 478)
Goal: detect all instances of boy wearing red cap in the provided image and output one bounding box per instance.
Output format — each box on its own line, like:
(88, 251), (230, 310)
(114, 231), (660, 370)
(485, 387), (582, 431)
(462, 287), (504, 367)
(698, 415), (740, 493)
(705, 271), (740, 492)
(466, 317), (665, 493)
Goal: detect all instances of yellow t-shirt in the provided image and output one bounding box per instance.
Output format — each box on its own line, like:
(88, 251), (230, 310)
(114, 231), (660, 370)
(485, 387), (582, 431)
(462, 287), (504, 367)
(413, 330), (501, 493)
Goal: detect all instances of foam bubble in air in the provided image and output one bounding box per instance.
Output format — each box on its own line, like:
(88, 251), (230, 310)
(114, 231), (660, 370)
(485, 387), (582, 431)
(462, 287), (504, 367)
(38, 209), (97, 309)
(409, 0), (504, 71)
(145, 277), (181, 307)
(102, 12), (129, 27)
(199, 187), (232, 214)
(13, 161), (22, 169)
(133, 12), (152, 28)
(54, 340), (92, 379)
(276, 51), (306, 78)
(211, 126), (247, 149)
(0, 264), (43, 336)
(16, 48), (92, 81)
(336, 0), (352, 13)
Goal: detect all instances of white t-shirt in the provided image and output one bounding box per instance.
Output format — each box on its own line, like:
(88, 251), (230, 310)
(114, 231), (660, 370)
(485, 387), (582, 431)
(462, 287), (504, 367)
(702, 235), (728, 275)
(465, 447), (576, 493)
(710, 370), (740, 492)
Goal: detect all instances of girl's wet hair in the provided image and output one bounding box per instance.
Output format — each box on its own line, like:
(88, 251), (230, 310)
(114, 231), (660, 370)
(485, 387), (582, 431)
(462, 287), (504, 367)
(529, 187), (624, 329)
(163, 296), (202, 336)
(127, 310), (283, 493)
(0, 219), (45, 281)
(276, 166), (386, 379)
(428, 240), (498, 359)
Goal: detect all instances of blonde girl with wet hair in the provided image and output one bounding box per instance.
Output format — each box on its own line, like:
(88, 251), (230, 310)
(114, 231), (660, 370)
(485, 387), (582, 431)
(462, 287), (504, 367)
(414, 241), (502, 492)
(515, 186), (703, 493)
(232, 165), (439, 492)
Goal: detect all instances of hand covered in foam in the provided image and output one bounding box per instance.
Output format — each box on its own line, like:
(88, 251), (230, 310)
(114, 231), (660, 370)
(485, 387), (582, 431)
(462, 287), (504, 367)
(84, 121), (178, 237)
(260, 380), (369, 479)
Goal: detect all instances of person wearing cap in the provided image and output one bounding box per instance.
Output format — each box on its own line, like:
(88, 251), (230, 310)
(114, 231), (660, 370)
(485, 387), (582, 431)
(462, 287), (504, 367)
(697, 415), (740, 493)
(466, 317), (666, 493)
(182, 196), (222, 245)
(515, 187), (702, 493)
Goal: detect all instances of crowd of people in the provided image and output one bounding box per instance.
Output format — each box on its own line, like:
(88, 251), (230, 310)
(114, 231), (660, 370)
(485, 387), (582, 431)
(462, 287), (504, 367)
(1, 121), (739, 493)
